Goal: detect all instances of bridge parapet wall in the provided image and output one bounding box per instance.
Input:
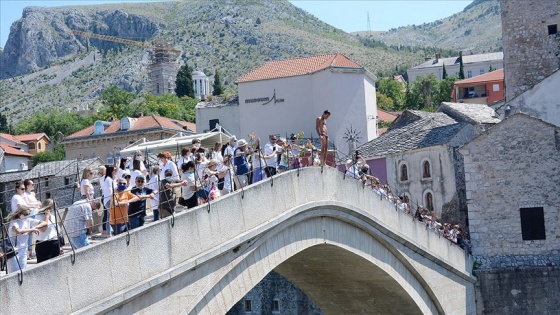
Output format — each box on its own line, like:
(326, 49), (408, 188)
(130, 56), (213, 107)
(0, 167), (472, 314)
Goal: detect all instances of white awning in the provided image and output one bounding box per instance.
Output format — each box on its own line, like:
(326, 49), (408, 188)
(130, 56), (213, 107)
(120, 131), (231, 156)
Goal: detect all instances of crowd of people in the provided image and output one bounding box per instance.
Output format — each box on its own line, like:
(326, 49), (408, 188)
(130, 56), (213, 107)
(0, 132), (324, 274)
(343, 152), (471, 253)
(0, 127), (469, 275)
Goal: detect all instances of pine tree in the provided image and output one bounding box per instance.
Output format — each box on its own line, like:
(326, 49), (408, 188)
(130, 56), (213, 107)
(442, 63), (448, 79)
(212, 70), (224, 96)
(176, 64), (194, 98)
(0, 112), (9, 133)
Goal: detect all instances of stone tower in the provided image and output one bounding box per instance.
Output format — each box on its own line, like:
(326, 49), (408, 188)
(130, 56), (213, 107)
(502, 0), (560, 101)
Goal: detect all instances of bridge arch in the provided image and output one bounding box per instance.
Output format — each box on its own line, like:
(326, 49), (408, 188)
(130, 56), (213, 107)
(189, 206), (442, 314)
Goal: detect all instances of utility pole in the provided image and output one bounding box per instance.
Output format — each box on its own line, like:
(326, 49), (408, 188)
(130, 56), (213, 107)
(367, 12), (371, 33)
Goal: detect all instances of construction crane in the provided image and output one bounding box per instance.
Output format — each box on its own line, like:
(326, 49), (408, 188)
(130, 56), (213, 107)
(70, 29), (182, 95)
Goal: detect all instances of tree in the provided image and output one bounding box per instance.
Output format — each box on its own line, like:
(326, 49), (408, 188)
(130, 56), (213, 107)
(378, 78), (405, 109)
(0, 112), (10, 133)
(97, 85), (136, 120)
(435, 76), (459, 106)
(376, 92), (394, 111)
(212, 70), (224, 96)
(442, 63), (448, 79)
(176, 64), (194, 98)
(14, 110), (94, 138)
(31, 144), (65, 166)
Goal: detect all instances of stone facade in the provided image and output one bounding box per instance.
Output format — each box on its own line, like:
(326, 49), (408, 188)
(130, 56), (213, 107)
(475, 267), (560, 315)
(226, 271), (322, 315)
(502, 0), (560, 101)
(460, 114), (560, 264)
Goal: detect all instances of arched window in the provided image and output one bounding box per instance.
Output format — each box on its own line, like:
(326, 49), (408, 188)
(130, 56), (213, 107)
(425, 192), (434, 211)
(422, 160), (431, 178)
(400, 163), (408, 181)
(37, 142), (42, 150)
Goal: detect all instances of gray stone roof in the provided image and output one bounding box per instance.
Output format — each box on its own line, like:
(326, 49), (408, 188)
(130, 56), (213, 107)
(358, 112), (466, 159)
(410, 52), (503, 70)
(438, 102), (501, 125)
(195, 95), (239, 109)
(0, 158), (102, 184)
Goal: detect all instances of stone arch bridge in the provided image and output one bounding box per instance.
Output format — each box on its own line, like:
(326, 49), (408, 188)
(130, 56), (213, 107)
(1, 167), (475, 314)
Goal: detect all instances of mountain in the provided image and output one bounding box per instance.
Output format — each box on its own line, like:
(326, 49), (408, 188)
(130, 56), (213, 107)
(354, 0), (502, 54)
(0, 0), (500, 124)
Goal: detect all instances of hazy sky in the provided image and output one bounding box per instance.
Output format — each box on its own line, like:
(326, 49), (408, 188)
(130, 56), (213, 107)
(0, 0), (472, 48)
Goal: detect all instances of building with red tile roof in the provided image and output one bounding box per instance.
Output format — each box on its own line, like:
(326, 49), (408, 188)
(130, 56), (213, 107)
(63, 115), (196, 163)
(231, 53), (378, 158)
(0, 143), (31, 173)
(451, 69), (504, 105)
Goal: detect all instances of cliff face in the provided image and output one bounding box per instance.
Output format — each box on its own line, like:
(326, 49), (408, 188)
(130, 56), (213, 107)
(0, 6), (159, 78)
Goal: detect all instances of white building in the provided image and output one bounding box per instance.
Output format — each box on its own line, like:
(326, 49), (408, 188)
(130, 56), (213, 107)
(407, 52), (503, 82)
(231, 53), (377, 157)
(192, 70), (213, 99)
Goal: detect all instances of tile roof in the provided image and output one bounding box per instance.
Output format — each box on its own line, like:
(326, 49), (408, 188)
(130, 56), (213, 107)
(453, 69), (504, 86)
(411, 52), (503, 70)
(14, 133), (51, 142)
(438, 102), (501, 125)
(358, 112), (464, 159)
(0, 133), (26, 146)
(377, 109), (398, 123)
(27, 157), (104, 178)
(0, 143), (32, 157)
(64, 115), (196, 140)
(236, 53), (364, 83)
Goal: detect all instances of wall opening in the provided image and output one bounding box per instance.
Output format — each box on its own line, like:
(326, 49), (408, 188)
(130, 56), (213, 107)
(548, 24), (557, 35)
(520, 207), (546, 240)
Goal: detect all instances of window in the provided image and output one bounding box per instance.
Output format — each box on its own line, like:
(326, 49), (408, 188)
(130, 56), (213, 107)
(44, 177), (49, 187)
(38, 142), (42, 150)
(425, 192), (434, 211)
(244, 299), (252, 312)
(28, 142), (36, 150)
(479, 69), (485, 75)
(46, 192), (51, 199)
(156, 83), (160, 94)
(467, 70), (473, 78)
(272, 299), (280, 312)
(520, 207), (546, 240)
(64, 177), (70, 186)
(400, 164), (408, 181)
(422, 160), (431, 178)
(493, 84), (500, 92)
(548, 24), (557, 35)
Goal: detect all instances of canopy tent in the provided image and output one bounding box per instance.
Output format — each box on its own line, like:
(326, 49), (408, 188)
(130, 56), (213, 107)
(119, 131), (232, 157)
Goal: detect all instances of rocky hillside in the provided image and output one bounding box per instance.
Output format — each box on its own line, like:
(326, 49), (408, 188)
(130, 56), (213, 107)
(0, 0), (501, 124)
(0, 0), (434, 123)
(355, 0), (502, 54)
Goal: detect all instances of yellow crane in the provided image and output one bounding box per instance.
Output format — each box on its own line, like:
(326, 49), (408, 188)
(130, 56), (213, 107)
(70, 29), (181, 95)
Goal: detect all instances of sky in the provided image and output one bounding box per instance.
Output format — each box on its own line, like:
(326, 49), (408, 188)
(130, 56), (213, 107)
(0, 0), (472, 48)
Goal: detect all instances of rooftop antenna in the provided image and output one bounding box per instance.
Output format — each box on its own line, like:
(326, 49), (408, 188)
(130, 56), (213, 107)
(367, 11), (371, 33)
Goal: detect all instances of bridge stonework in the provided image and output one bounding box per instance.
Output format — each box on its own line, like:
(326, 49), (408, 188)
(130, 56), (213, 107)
(1, 167), (475, 314)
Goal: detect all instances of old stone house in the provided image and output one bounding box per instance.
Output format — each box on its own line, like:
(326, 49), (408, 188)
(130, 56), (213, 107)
(459, 113), (560, 314)
(357, 103), (500, 226)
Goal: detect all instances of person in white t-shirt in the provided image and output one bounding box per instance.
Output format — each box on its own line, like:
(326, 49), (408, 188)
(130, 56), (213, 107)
(34, 199), (63, 263)
(80, 167), (95, 200)
(180, 161), (199, 208)
(218, 154), (235, 195)
(224, 136), (237, 158)
(130, 160), (144, 182)
(263, 134), (279, 177)
(147, 166), (161, 221)
(128, 150), (147, 172)
(157, 151), (179, 180)
(10, 181), (26, 213)
(5, 205), (48, 273)
(100, 166), (116, 235)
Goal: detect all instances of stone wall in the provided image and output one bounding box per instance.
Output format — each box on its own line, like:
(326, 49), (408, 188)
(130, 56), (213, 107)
(226, 271), (322, 315)
(502, 0), (560, 101)
(475, 266), (560, 315)
(460, 114), (560, 265)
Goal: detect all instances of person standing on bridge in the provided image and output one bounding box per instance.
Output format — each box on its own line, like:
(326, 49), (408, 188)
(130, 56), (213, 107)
(66, 198), (101, 249)
(315, 110), (331, 166)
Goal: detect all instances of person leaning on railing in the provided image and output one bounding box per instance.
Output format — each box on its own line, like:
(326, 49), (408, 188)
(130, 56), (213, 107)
(34, 199), (63, 263)
(5, 205), (48, 273)
(66, 198), (101, 249)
